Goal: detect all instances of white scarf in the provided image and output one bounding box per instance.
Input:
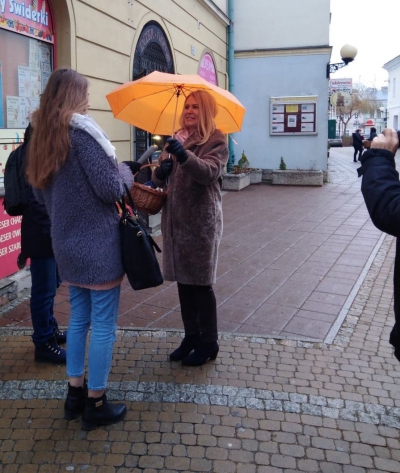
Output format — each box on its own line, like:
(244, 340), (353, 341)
(70, 113), (117, 163)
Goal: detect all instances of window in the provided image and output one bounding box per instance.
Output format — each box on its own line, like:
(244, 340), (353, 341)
(393, 78), (396, 98)
(0, 28), (54, 129)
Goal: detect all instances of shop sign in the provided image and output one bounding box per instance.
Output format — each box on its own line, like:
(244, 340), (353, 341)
(0, 204), (22, 279)
(0, 0), (54, 43)
(198, 52), (217, 85)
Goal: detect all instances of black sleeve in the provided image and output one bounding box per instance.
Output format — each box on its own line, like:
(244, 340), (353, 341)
(360, 149), (400, 237)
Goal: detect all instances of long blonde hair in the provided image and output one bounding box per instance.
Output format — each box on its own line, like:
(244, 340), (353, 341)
(179, 90), (217, 144)
(27, 69), (89, 189)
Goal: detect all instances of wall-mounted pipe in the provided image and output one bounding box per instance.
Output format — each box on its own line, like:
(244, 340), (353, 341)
(227, 0), (235, 171)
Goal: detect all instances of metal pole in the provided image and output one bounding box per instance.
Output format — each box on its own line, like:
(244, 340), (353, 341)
(227, 0), (235, 172)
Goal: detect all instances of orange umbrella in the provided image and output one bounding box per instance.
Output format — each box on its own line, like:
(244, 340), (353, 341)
(106, 71), (245, 135)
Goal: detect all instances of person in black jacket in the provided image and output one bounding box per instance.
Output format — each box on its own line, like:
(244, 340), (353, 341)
(20, 124), (66, 364)
(358, 128), (400, 362)
(368, 126), (378, 142)
(352, 128), (364, 162)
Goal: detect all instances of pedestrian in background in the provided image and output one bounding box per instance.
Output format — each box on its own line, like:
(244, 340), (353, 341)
(152, 90), (228, 366)
(13, 124), (67, 364)
(358, 128), (400, 362)
(369, 126), (378, 142)
(26, 68), (140, 430)
(352, 128), (363, 162)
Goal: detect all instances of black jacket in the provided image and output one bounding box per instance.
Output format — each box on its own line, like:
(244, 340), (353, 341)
(19, 143), (54, 259)
(369, 131), (378, 141)
(352, 131), (363, 149)
(358, 148), (400, 360)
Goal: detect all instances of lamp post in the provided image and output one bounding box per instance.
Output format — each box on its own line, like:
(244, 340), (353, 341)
(379, 107), (388, 133)
(327, 44), (358, 79)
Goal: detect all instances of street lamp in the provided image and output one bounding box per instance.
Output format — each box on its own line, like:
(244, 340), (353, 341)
(379, 106), (388, 132)
(326, 44), (358, 79)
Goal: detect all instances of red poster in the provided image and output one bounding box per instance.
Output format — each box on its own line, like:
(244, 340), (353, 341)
(0, 0), (54, 43)
(0, 199), (22, 279)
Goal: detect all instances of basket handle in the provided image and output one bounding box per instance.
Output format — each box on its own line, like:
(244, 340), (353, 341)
(135, 162), (171, 191)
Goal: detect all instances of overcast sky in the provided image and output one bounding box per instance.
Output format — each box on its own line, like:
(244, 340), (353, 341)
(329, 0), (400, 89)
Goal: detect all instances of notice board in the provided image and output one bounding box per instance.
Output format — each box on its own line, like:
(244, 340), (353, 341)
(270, 96), (318, 135)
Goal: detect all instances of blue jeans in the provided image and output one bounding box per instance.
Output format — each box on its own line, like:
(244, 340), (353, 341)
(67, 285), (121, 391)
(30, 257), (58, 346)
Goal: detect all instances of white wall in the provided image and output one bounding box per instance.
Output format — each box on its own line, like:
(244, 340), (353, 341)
(233, 0), (330, 51)
(233, 53), (330, 171)
(384, 57), (400, 130)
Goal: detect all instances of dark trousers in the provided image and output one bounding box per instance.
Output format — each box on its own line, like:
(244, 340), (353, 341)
(30, 257), (58, 346)
(177, 283), (218, 344)
(353, 146), (362, 161)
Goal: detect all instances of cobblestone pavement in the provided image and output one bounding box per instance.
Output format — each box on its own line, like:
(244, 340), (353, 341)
(1, 148), (399, 472)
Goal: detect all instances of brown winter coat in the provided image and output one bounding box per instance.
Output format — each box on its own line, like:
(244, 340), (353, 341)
(152, 129), (228, 285)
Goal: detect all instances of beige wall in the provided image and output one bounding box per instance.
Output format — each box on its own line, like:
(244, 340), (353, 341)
(54, 0), (228, 161)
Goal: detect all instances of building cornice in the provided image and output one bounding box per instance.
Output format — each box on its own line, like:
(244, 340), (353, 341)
(198, 0), (230, 25)
(235, 46), (332, 59)
(383, 55), (400, 71)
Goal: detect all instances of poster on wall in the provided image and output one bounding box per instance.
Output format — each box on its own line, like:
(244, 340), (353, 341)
(0, 129), (24, 187)
(329, 78), (352, 107)
(270, 96), (318, 135)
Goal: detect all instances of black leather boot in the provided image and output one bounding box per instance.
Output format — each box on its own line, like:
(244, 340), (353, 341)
(64, 380), (87, 420)
(182, 341), (219, 366)
(81, 393), (126, 430)
(169, 334), (200, 361)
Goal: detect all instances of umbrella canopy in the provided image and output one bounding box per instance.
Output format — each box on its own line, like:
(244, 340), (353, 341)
(106, 71), (245, 135)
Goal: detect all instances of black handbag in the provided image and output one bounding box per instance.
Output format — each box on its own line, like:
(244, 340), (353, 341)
(119, 184), (163, 290)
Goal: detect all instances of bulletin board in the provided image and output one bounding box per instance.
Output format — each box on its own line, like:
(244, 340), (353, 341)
(270, 96), (318, 135)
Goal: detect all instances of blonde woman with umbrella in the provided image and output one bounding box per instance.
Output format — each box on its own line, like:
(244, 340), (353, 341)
(152, 90), (229, 366)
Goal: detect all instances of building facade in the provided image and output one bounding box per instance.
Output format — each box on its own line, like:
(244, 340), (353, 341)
(231, 0), (331, 175)
(383, 55), (400, 131)
(0, 0), (229, 282)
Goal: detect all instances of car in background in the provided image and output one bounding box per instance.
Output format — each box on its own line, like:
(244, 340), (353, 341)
(328, 137), (343, 147)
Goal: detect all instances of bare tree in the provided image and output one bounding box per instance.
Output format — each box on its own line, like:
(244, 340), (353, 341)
(336, 91), (376, 137)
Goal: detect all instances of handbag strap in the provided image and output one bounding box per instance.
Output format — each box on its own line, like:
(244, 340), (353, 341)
(120, 183), (162, 253)
(122, 183), (138, 216)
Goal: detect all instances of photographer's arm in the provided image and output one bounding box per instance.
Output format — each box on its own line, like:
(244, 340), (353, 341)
(360, 129), (400, 236)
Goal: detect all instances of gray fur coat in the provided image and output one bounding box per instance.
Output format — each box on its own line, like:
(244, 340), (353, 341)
(152, 129), (228, 285)
(35, 128), (133, 286)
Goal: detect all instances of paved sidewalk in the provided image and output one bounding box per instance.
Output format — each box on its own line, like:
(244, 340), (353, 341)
(1, 147), (400, 473)
(0, 148), (384, 342)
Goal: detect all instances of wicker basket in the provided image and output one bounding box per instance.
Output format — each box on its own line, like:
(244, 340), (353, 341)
(127, 164), (168, 215)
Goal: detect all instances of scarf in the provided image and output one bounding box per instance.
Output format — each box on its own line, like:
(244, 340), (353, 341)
(70, 113), (117, 163)
(175, 128), (190, 144)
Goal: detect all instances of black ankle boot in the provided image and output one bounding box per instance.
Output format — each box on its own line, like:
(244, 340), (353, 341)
(169, 335), (200, 361)
(64, 380), (87, 420)
(81, 393), (126, 430)
(34, 337), (66, 364)
(182, 341), (219, 366)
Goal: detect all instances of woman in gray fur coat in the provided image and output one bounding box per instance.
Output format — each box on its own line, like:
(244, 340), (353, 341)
(152, 90), (228, 366)
(27, 69), (141, 430)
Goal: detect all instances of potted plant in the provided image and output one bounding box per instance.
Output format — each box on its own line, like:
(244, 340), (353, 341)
(222, 151), (251, 191)
(272, 157), (323, 186)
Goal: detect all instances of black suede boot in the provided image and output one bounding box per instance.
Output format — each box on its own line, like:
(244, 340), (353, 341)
(81, 393), (126, 430)
(182, 341), (219, 366)
(169, 334), (200, 361)
(64, 380), (87, 420)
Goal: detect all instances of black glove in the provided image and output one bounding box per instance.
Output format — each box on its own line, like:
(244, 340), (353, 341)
(122, 161), (142, 175)
(155, 158), (173, 180)
(165, 138), (188, 164)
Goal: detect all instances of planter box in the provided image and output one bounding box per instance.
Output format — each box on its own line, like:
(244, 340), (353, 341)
(272, 170), (323, 186)
(249, 169), (262, 184)
(222, 172), (251, 191)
